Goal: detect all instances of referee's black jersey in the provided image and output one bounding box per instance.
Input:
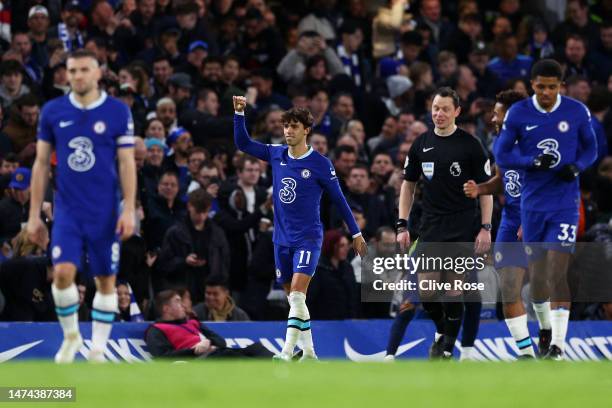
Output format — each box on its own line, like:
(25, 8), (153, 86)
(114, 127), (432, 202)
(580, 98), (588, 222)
(403, 127), (491, 215)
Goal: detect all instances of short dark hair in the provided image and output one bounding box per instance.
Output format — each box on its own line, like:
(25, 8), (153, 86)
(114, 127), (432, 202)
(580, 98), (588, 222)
(350, 163), (369, 175)
(566, 33), (587, 47)
(236, 154), (260, 171)
(67, 48), (98, 62)
(1, 152), (18, 163)
(495, 89), (526, 109)
(565, 74), (589, 87)
(281, 107), (314, 131)
(188, 146), (209, 159)
(251, 68), (273, 81)
(188, 188), (213, 212)
(339, 20), (360, 36)
(331, 92), (353, 107)
(153, 54), (171, 65)
(434, 87), (460, 108)
(530, 58), (563, 80)
(0, 60), (23, 77)
(197, 88), (217, 102)
(203, 56), (223, 66)
(160, 170), (179, 182)
(154, 289), (179, 317)
(174, 1), (199, 15)
(205, 275), (229, 289)
(14, 93), (39, 109)
(401, 31), (423, 47)
(334, 145), (357, 158)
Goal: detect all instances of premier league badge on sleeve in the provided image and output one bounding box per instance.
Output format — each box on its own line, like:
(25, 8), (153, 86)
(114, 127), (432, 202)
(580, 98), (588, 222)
(422, 162), (434, 180)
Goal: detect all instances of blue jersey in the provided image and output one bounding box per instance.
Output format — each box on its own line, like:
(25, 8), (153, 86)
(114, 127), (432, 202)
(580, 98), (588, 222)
(37, 92), (134, 218)
(494, 142), (523, 217)
(234, 113), (360, 248)
(494, 95), (597, 212)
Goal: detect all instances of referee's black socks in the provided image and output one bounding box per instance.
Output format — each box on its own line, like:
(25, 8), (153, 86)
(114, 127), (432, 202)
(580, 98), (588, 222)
(442, 300), (464, 353)
(422, 302), (445, 335)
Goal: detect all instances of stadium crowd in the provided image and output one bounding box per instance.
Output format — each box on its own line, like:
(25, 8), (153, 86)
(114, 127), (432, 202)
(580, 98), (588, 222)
(0, 0), (611, 323)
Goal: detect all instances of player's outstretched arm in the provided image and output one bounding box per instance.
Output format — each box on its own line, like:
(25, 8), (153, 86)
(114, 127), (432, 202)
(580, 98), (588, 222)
(233, 95), (271, 162)
(26, 140), (51, 248)
(117, 147), (136, 240)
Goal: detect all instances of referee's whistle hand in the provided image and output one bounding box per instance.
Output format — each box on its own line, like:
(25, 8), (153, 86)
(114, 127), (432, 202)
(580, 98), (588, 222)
(396, 230), (410, 251)
(463, 180), (478, 198)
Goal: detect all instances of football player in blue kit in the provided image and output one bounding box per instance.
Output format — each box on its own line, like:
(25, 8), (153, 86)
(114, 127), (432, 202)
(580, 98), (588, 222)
(27, 50), (137, 363)
(464, 90), (548, 358)
(233, 95), (368, 361)
(494, 59), (597, 359)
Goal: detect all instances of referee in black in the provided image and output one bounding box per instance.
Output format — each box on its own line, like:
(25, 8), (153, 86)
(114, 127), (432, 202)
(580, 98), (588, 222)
(396, 87), (493, 359)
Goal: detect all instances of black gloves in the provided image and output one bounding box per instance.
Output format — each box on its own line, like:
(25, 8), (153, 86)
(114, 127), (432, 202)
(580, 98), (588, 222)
(532, 153), (556, 170)
(557, 164), (580, 181)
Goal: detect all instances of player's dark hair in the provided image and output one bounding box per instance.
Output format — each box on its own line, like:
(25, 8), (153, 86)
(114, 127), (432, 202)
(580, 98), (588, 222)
(67, 48), (98, 63)
(282, 107), (314, 132)
(188, 188), (213, 212)
(530, 59), (563, 80)
(154, 289), (179, 317)
(495, 89), (526, 109)
(205, 275), (229, 289)
(434, 87), (460, 108)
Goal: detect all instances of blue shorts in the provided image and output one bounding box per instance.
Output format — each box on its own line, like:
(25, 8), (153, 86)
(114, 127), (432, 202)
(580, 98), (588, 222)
(522, 209), (579, 260)
(273, 244), (321, 284)
(494, 210), (528, 269)
(50, 210), (120, 277)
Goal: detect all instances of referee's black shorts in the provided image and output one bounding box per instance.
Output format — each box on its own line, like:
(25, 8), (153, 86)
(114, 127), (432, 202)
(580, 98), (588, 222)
(413, 208), (481, 273)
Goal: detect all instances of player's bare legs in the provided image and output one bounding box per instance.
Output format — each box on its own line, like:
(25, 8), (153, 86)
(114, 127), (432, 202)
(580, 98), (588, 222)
(500, 266), (536, 358)
(88, 275), (118, 363)
(276, 273), (315, 361)
(528, 256), (552, 356)
(546, 250), (571, 359)
(52, 263), (82, 364)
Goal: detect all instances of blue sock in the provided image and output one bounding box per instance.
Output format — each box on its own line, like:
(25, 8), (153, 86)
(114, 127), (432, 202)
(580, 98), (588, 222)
(461, 301), (482, 347)
(386, 308), (415, 356)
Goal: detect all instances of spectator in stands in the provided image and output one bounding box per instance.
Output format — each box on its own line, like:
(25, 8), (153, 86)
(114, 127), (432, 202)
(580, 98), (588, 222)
(445, 13), (483, 64)
(309, 88), (342, 143)
(155, 97), (177, 133)
(3, 94), (39, 166)
(151, 54), (174, 99)
(468, 43), (500, 99)
(561, 34), (592, 80)
(116, 282), (133, 322)
(368, 115), (399, 154)
(144, 118), (166, 140)
(27, 6), (50, 71)
(590, 21), (612, 85)
(308, 132), (329, 156)
(186, 146), (209, 189)
(372, 0), (409, 59)
(552, 0), (600, 50)
(307, 229), (359, 319)
(144, 170), (186, 251)
(49, 1), (85, 53)
(417, 0), (455, 48)
(167, 73), (193, 116)
(239, 8), (285, 71)
(331, 92), (355, 124)
(0, 230), (55, 322)
(277, 31), (344, 85)
(527, 20), (555, 60)
(336, 21), (367, 88)
(487, 33), (533, 84)
(193, 276), (250, 321)
(163, 127), (192, 192)
(250, 68), (291, 113)
(0, 60), (30, 109)
(156, 189), (229, 303)
(174, 2), (218, 57)
(0, 167), (30, 243)
(332, 145), (357, 189)
(145, 290), (272, 358)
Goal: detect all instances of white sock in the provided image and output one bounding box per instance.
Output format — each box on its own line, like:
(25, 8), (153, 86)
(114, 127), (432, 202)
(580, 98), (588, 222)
(460, 346), (475, 360)
(281, 292), (314, 356)
(532, 301), (551, 330)
(505, 314), (536, 357)
(550, 308), (570, 350)
(434, 332), (443, 342)
(52, 284), (80, 336)
(91, 291), (117, 353)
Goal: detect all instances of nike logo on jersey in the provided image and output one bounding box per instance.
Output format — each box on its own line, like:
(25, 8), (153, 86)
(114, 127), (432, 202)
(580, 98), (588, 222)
(59, 121), (74, 128)
(422, 147), (434, 152)
(526, 125), (539, 131)
(280, 162), (287, 166)
(296, 265), (309, 268)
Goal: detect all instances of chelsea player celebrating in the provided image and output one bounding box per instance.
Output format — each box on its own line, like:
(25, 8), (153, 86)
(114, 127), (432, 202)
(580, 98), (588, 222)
(233, 96), (367, 361)
(27, 50), (136, 363)
(495, 59), (597, 359)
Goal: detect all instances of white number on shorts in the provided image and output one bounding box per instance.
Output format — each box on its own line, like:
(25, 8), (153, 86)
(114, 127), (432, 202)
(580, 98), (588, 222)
(536, 138), (561, 168)
(557, 223), (576, 242)
(298, 250), (311, 266)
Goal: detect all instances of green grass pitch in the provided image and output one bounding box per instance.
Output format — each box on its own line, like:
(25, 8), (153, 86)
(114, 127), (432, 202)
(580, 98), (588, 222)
(0, 360), (610, 408)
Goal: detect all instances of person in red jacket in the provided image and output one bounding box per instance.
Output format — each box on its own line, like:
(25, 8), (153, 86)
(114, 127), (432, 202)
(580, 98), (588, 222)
(145, 289), (272, 359)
